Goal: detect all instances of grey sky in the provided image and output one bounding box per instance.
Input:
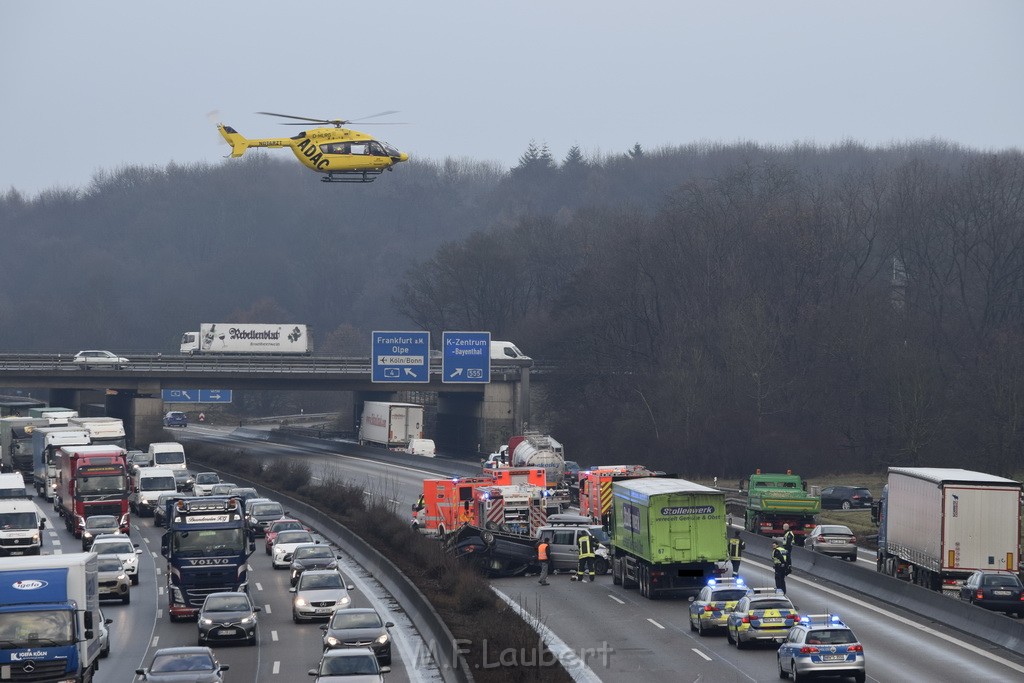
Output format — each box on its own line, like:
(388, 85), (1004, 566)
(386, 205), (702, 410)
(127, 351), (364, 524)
(3, 1), (1021, 197)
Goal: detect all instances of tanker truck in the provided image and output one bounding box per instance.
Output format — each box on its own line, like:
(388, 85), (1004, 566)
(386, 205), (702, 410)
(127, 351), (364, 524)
(488, 432), (567, 507)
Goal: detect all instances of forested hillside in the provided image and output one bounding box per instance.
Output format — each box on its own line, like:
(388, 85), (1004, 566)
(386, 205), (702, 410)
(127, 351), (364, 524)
(2, 141), (1023, 477)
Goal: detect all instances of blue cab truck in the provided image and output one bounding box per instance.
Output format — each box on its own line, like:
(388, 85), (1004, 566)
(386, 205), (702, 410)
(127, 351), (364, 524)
(161, 496), (255, 621)
(0, 552), (103, 682)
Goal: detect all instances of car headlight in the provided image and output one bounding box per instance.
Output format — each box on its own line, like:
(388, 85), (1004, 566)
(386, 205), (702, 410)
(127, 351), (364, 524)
(200, 618), (213, 626)
(325, 636), (340, 647)
(241, 616), (255, 625)
(84, 532), (94, 538)
(339, 596), (350, 605)
(295, 598), (307, 607)
(118, 574), (127, 582)
(32, 534), (40, 543)
(375, 634), (389, 645)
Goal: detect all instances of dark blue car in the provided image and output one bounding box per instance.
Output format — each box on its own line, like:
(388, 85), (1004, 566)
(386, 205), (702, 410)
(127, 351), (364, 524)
(163, 411), (188, 428)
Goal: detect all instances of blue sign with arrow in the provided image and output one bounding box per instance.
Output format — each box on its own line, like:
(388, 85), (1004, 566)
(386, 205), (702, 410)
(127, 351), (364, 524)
(442, 331), (490, 384)
(371, 331), (430, 383)
(162, 389), (233, 403)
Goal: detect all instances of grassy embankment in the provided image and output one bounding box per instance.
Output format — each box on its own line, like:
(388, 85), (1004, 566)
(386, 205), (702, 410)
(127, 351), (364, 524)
(190, 443), (572, 683)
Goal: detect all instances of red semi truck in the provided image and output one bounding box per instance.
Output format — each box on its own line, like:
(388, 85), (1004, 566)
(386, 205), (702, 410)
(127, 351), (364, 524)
(55, 445), (130, 537)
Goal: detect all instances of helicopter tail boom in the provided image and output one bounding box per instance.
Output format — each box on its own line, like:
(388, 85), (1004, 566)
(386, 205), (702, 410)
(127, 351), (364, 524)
(218, 124), (250, 158)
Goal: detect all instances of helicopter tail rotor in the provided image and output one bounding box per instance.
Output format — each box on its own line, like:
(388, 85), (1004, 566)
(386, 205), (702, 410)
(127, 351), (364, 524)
(217, 124), (250, 158)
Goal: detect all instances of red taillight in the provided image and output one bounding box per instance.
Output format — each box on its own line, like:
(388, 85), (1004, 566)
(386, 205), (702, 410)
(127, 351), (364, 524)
(704, 605), (715, 612)
(852, 495), (862, 500)
(787, 613), (799, 621)
(976, 590), (985, 600)
(849, 537), (857, 543)
(799, 646), (819, 654)
(741, 616), (751, 624)
(848, 644), (863, 652)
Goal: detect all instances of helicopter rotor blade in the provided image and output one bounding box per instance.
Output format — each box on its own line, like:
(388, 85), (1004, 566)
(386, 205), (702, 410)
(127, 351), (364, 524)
(350, 110), (400, 122)
(256, 112), (335, 124)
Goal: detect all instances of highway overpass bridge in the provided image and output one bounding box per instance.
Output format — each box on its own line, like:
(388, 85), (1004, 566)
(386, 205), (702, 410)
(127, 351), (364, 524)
(0, 354), (533, 450)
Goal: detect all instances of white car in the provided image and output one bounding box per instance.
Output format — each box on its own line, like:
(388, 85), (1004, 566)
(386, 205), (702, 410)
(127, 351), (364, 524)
(91, 534), (142, 585)
(97, 607), (113, 658)
(193, 472), (221, 496)
(290, 569), (354, 622)
(272, 530), (318, 569)
(73, 350), (129, 369)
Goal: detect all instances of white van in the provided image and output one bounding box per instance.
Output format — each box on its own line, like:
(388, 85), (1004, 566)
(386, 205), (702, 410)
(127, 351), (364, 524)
(0, 473), (28, 500)
(147, 442), (187, 472)
(406, 438), (436, 457)
(130, 467), (178, 516)
(0, 499), (45, 555)
(490, 341), (531, 362)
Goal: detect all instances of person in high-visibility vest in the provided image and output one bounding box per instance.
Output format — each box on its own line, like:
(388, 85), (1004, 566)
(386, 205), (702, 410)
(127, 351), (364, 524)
(772, 540), (789, 594)
(728, 530), (745, 575)
(573, 530), (596, 582)
(782, 523), (796, 553)
(537, 538), (551, 586)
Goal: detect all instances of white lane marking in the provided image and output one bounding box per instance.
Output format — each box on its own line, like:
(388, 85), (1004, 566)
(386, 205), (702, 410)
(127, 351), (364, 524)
(51, 539), (61, 545)
(746, 558), (1024, 675)
(255, 582), (263, 591)
(264, 604), (272, 614)
(647, 618), (665, 629)
(271, 630), (279, 642)
(248, 564), (254, 571)
(693, 648), (712, 661)
(155, 567), (162, 575)
(151, 552), (158, 559)
(142, 537), (150, 543)
(273, 661), (280, 674)
(157, 609), (163, 619)
(493, 588), (602, 683)
(311, 477), (322, 482)
(158, 587), (164, 596)
(151, 636), (159, 647)
(607, 594), (625, 604)
(54, 548), (62, 554)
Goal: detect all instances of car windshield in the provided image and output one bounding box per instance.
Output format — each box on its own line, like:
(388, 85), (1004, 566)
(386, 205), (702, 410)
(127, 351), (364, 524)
(196, 473), (219, 484)
(270, 521), (302, 533)
(154, 452), (185, 465)
(805, 629), (858, 645)
(589, 528), (611, 544)
(295, 547), (333, 560)
(86, 516), (118, 529)
(0, 610), (74, 647)
(231, 489), (257, 499)
(141, 476), (176, 491)
(95, 541), (134, 555)
(150, 652), (215, 673)
(321, 654), (379, 676)
(331, 612), (382, 629)
(712, 589), (748, 601)
(0, 512), (37, 529)
(204, 596), (251, 612)
(277, 531), (312, 545)
(251, 503), (283, 516)
(97, 558), (123, 572)
(983, 575), (1022, 588)
(300, 573), (343, 590)
(752, 600), (794, 611)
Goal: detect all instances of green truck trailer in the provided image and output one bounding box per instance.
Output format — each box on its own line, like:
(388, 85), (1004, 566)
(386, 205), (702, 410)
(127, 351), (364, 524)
(610, 478), (729, 599)
(744, 470), (820, 543)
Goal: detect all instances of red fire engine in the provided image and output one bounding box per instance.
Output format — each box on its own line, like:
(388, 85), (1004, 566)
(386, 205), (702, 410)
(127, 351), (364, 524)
(578, 465), (659, 523)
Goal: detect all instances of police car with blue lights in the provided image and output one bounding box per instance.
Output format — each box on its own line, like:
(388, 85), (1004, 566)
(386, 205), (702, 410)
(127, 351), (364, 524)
(777, 614), (866, 682)
(688, 577), (749, 636)
(725, 587), (799, 648)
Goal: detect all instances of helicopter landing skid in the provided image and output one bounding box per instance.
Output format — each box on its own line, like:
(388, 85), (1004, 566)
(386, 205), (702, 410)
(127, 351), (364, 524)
(321, 170), (384, 183)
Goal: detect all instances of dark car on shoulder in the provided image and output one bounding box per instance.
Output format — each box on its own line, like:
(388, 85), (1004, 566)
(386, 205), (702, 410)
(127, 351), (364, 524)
(820, 486), (873, 510)
(959, 570), (1024, 617)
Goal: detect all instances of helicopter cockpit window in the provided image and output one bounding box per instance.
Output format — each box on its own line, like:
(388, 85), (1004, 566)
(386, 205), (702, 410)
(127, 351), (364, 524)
(380, 142), (400, 157)
(324, 143), (350, 155)
(368, 141), (386, 156)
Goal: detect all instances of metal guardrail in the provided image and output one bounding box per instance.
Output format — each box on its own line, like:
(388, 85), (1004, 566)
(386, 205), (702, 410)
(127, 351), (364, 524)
(195, 461), (473, 683)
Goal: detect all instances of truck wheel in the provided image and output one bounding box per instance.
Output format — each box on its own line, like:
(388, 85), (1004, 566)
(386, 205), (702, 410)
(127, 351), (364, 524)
(595, 558), (609, 575)
(481, 531), (495, 545)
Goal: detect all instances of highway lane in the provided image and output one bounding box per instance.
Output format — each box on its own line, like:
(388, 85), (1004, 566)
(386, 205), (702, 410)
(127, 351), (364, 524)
(183, 426), (1024, 682)
(28, 470), (421, 683)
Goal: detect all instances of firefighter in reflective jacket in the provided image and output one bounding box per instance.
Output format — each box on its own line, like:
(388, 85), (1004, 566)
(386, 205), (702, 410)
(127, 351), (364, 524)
(728, 530), (745, 575)
(772, 541), (790, 594)
(782, 524), (796, 553)
(573, 530), (596, 582)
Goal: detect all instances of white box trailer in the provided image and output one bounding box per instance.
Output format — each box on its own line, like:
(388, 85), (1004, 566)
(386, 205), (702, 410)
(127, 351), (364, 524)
(876, 467), (1022, 590)
(358, 401), (424, 448)
(180, 323), (311, 354)
(68, 417), (127, 449)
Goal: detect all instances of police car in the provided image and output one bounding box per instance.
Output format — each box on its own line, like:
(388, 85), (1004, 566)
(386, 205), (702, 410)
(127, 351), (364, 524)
(777, 614), (866, 682)
(688, 577), (749, 636)
(725, 587), (798, 648)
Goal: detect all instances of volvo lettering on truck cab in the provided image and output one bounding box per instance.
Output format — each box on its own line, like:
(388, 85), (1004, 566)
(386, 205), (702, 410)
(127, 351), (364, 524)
(32, 426), (90, 501)
(0, 553), (102, 682)
(162, 496), (255, 620)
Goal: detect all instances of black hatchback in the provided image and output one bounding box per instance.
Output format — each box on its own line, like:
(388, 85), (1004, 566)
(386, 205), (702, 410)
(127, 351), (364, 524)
(820, 486), (873, 510)
(959, 570), (1024, 617)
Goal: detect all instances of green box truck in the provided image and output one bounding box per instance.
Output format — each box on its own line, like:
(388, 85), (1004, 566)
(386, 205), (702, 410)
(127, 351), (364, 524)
(610, 478), (729, 599)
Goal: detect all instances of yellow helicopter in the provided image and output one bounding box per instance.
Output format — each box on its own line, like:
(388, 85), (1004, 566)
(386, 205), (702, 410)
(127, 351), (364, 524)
(217, 111), (409, 183)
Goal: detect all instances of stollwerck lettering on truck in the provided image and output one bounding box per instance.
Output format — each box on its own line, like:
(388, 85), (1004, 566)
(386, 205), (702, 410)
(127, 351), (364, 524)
(660, 506), (716, 516)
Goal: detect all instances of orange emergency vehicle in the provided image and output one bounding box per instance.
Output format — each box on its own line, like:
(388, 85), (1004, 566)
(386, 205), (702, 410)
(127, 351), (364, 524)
(417, 468), (557, 537)
(579, 465), (660, 523)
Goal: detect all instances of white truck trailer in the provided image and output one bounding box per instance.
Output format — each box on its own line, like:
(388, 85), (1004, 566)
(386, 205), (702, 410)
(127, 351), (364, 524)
(68, 417), (127, 449)
(180, 323), (311, 354)
(874, 467), (1022, 591)
(358, 401), (424, 448)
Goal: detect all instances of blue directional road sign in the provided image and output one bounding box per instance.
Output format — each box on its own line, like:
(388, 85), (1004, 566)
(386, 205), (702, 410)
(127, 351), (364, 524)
(162, 389), (233, 403)
(372, 331), (430, 383)
(442, 331), (490, 384)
